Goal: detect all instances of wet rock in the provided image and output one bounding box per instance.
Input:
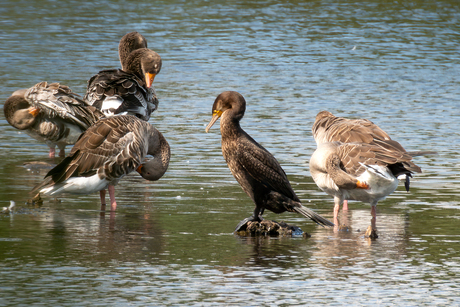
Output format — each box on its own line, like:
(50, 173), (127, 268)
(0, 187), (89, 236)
(235, 220), (308, 237)
(364, 225), (378, 239)
(27, 193), (43, 207)
(337, 224), (351, 232)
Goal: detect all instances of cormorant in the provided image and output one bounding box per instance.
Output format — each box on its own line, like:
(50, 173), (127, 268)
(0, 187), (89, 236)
(206, 91), (334, 231)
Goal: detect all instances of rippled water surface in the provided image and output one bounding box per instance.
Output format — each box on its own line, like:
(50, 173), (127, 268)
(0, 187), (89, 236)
(1, 0), (460, 305)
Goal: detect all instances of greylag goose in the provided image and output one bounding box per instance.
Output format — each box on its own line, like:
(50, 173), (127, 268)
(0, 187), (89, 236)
(3, 81), (104, 158)
(310, 111), (425, 227)
(205, 91), (334, 231)
(117, 31), (149, 70)
(312, 110), (396, 146)
(31, 115), (170, 212)
(85, 32), (161, 121)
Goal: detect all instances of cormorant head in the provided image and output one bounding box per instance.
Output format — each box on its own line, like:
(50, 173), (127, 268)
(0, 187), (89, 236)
(205, 91), (246, 133)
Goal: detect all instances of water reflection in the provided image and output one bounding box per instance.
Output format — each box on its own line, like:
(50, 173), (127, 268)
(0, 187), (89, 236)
(1, 0), (460, 305)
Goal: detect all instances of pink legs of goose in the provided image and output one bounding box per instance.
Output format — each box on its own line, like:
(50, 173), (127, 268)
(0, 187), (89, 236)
(99, 185), (118, 212)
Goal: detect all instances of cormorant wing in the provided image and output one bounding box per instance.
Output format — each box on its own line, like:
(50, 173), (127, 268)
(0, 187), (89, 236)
(237, 136), (298, 201)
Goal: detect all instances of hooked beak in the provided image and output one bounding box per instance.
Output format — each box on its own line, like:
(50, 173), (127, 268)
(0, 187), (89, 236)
(205, 110), (223, 133)
(28, 107), (40, 117)
(145, 73), (156, 88)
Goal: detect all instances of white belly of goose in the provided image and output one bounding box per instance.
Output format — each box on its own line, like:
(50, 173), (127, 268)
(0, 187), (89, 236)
(345, 164), (399, 204)
(100, 97), (126, 117)
(40, 174), (110, 196)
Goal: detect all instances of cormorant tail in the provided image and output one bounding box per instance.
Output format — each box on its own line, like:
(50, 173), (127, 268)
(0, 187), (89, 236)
(293, 205), (334, 227)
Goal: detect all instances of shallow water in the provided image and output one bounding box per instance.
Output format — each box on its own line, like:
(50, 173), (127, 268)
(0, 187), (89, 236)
(1, 0), (460, 305)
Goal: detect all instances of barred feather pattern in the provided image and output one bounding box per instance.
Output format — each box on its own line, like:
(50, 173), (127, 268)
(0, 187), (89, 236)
(26, 81), (104, 129)
(84, 70), (158, 121)
(312, 110), (393, 145)
(32, 115), (170, 195)
(4, 82), (104, 155)
(84, 48), (161, 121)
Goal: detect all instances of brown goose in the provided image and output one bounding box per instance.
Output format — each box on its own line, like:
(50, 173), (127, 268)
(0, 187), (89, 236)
(311, 111), (430, 215)
(310, 111), (425, 227)
(310, 141), (422, 227)
(117, 31), (148, 70)
(3, 81), (104, 158)
(312, 110), (395, 146)
(31, 115), (170, 212)
(206, 91), (333, 231)
(85, 32), (161, 121)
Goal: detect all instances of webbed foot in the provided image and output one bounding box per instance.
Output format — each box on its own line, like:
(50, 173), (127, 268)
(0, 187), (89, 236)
(234, 215), (263, 232)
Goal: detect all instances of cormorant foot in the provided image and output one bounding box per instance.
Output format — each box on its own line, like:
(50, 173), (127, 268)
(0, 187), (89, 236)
(234, 215), (263, 232)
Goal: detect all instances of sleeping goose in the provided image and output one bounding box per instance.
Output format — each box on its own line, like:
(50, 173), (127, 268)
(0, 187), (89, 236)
(3, 81), (104, 158)
(85, 32), (161, 121)
(31, 115), (170, 212)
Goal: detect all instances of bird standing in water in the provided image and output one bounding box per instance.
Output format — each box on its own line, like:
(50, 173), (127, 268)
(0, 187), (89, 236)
(32, 115), (170, 212)
(4, 82), (104, 158)
(206, 91), (333, 231)
(310, 111), (430, 229)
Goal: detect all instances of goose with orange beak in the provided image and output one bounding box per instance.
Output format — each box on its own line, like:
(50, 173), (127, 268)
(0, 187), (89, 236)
(3, 82), (104, 158)
(85, 32), (162, 121)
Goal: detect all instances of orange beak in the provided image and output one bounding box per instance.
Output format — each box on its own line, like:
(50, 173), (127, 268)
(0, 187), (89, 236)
(145, 73), (156, 88)
(356, 180), (369, 189)
(136, 164), (143, 174)
(28, 107), (40, 117)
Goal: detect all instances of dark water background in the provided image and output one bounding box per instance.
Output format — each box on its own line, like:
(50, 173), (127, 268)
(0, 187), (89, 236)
(1, 0), (459, 305)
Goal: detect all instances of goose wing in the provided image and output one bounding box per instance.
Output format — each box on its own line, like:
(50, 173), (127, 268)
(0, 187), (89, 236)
(25, 81), (104, 129)
(336, 142), (421, 178)
(45, 116), (148, 185)
(312, 111), (392, 145)
(84, 69), (158, 121)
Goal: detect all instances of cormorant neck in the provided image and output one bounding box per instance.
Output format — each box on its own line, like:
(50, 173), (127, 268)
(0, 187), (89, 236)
(220, 108), (244, 139)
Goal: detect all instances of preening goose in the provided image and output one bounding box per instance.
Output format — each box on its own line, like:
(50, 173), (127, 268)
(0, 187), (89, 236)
(3, 81), (104, 158)
(117, 31), (148, 71)
(31, 115), (170, 211)
(206, 91), (333, 231)
(310, 111), (427, 227)
(85, 32), (161, 121)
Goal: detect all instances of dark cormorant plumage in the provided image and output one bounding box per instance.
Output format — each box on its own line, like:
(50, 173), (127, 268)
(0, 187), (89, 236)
(205, 91), (334, 231)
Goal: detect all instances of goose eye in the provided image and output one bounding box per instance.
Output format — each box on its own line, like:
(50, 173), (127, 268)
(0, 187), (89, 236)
(154, 64), (158, 68)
